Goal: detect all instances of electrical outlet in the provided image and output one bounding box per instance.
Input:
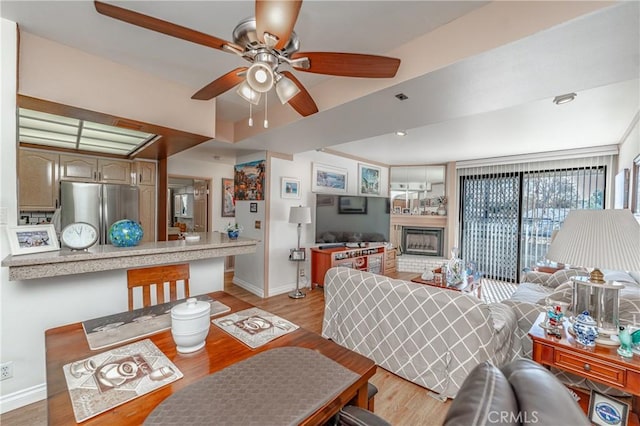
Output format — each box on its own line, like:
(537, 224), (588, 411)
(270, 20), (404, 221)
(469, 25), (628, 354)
(299, 268), (305, 278)
(1, 362), (13, 380)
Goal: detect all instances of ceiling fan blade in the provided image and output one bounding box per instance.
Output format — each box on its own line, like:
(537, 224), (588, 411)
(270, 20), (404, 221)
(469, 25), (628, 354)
(94, 1), (240, 52)
(281, 71), (318, 117)
(291, 52), (401, 78)
(191, 67), (248, 100)
(255, 0), (302, 50)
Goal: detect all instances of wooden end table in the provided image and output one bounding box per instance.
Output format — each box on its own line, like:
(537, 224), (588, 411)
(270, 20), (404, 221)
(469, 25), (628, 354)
(410, 275), (481, 299)
(529, 312), (640, 425)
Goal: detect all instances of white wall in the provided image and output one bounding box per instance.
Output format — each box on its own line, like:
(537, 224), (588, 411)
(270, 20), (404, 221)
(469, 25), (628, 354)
(266, 151), (389, 296)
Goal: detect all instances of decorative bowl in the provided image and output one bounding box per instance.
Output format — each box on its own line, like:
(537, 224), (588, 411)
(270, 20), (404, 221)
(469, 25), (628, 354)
(227, 230), (239, 240)
(108, 220), (144, 247)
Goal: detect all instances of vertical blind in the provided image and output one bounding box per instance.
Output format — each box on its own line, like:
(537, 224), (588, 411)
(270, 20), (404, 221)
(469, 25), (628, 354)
(457, 154), (614, 282)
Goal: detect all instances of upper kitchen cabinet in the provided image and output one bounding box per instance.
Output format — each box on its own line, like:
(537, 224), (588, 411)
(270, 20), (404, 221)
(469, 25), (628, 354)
(135, 161), (156, 186)
(60, 154), (131, 184)
(19, 148), (59, 211)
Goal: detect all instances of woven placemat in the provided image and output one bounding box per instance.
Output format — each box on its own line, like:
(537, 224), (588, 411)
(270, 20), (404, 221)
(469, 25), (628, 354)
(212, 307), (299, 348)
(144, 347), (359, 426)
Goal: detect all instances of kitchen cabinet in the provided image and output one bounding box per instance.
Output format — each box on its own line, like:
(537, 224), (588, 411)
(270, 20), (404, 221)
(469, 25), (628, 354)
(60, 154), (131, 184)
(138, 185), (156, 243)
(18, 149), (59, 211)
(135, 161), (156, 186)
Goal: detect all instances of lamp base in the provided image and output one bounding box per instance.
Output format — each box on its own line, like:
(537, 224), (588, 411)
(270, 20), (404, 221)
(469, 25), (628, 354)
(289, 289), (306, 299)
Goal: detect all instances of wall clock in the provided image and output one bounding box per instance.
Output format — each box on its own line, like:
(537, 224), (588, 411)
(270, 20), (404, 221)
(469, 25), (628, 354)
(61, 222), (99, 251)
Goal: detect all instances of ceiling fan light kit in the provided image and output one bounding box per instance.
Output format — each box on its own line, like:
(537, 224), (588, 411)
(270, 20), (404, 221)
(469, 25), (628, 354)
(94, 0), (401, 122)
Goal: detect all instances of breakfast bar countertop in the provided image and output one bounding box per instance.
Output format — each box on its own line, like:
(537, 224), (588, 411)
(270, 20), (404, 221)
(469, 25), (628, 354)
(1, 232), (258, 281)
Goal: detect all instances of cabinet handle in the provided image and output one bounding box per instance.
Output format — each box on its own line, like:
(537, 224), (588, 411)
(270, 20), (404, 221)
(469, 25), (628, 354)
(93, 171), (97, 180)
(583, 363), (591, 372)
(139, 172), (142, 183)
(99, 172), (102, 181)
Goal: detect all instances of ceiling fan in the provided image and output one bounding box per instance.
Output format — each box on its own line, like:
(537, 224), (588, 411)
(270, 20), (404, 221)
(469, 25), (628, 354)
(94, 0), (401, 121)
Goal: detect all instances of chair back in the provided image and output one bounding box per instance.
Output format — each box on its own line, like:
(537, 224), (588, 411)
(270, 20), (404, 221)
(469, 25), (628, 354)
(127, 263), (190, 310)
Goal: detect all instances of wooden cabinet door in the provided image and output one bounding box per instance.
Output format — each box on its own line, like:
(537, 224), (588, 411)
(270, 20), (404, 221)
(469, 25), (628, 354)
(60, 154), (97, 181)
(138, 185), (156, 243)
(135, 161), (156, 186)
(98, 159), (131, 184)
(19, 149), (59, 211)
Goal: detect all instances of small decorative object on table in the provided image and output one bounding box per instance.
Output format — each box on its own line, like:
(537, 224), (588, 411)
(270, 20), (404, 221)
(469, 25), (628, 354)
(224, 223), (243, 240)
(436, 196), (447, 216)
(617, 325), (633, 358)
(572, 311), (599, 347)
(446, 247), (464, 286)
(109, 220), (143, 247)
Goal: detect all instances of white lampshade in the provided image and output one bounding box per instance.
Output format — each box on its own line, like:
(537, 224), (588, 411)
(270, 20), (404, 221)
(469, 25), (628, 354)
(246, 62), (274, 93)
(275, 75), (300, 104)
(289, 206), (312, 225)
(236, 81), (261, 105)
(546, 209), (640, 277)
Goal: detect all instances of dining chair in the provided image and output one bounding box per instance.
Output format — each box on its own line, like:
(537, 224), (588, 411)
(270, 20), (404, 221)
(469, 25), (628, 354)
(127, 263), (190, 310)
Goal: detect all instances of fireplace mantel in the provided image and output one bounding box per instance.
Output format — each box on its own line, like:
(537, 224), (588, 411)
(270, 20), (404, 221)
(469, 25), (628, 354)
(391, 215), (446, 228)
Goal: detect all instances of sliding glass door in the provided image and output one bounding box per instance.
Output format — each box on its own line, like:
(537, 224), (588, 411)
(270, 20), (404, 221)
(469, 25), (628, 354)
(460, 163), (607, 283)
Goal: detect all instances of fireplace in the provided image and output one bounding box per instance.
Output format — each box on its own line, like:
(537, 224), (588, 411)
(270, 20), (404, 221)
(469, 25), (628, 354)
(401, 227), (444, 257)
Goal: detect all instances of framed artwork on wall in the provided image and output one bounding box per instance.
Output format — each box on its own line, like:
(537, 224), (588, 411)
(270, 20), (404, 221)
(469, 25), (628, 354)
(234, 160), (265, 200)
(281, 177), (301, 199)
(311, 163), (347, 193)
(358, 163), (381, 195)
(6, 224), (59, 256)
(221, 178), (235, 217)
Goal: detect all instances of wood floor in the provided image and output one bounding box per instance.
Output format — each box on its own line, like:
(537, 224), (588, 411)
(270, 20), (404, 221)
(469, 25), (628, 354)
(1, 271), (451, 426)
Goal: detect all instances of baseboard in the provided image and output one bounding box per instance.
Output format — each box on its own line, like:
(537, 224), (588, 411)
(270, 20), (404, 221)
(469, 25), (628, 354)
(231, 277), (265, 298)
(0, 383), (46, 414)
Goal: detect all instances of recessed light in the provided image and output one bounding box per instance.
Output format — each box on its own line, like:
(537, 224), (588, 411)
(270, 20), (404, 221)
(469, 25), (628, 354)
(395, 130), (407, 137)
(553, 93), (577, 105)
(395, 93), (409, 101)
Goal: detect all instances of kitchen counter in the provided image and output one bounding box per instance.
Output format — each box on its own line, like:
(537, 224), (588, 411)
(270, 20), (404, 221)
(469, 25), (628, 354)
(1, 232), (257, 281)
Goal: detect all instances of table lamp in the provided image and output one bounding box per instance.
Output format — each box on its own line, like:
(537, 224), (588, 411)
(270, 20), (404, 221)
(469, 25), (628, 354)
(288, 206), (312, 299)
(545, 209), (640, 333)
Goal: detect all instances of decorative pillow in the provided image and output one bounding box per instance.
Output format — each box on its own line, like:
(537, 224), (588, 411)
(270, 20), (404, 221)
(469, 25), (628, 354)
(545, 269), (586, 288)
(603, 270), (639, 286)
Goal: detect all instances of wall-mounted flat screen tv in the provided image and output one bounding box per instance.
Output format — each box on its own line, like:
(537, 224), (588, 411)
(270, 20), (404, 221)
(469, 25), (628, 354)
(315, 194), (390, 244)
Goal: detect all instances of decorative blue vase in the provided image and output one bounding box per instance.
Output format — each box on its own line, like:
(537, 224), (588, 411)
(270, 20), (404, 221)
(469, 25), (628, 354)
(109, 219), (144, 247)
(572, 311), (598, 347)
(227, 230), (239, 240)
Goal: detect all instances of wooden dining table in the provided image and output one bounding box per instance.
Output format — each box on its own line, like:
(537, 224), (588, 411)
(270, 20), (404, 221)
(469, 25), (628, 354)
(45, 291), (376, 425)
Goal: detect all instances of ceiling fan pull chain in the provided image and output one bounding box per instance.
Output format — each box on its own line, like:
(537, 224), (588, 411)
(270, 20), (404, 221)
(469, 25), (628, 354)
(264, 92), (269, 128)
(248, 103), (254, 127)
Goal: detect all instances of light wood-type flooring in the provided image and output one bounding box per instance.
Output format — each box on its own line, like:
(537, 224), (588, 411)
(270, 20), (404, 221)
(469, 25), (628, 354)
(0, 271), (451, 426)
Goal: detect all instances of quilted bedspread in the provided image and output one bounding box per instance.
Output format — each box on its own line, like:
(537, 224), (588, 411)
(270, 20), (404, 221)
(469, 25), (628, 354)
(322, 267), (517, 399)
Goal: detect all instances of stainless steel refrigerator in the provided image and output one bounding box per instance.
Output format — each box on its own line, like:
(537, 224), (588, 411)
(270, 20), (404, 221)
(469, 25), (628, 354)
(60, 181), (139, 245)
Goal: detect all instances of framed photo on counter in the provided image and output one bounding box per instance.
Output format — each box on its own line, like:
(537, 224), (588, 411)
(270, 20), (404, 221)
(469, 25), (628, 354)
(6, 224), (59, 256)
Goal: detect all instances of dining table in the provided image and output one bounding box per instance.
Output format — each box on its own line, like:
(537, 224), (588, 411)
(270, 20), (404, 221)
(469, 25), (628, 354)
(45, 291), (377, 425)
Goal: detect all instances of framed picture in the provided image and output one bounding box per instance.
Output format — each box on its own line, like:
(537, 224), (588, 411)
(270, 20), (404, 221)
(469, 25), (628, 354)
(358, 163), (381, 195)
(6, 224), (59, 256)
(289, 248), (306, 261)
(402, 208), (411, 215)
(234, 160), (265, 200)
(250, 202), (258, 213)
(614, 168), (630, 209)
(316, 194), (335, 207)
(221, 178), (235, 217)
(588, 390), (628, 426)
(393, 206), (401, 214)
(339, 196), (367, 214)
(311, 163), (347, 193)
(281, 177), (301, 199)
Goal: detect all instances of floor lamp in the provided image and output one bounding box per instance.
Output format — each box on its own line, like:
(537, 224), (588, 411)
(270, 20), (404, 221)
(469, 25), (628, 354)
(289, 206), (312, 299)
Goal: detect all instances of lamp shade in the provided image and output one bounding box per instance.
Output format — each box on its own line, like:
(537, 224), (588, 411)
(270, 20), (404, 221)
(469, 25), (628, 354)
(545, 209), (640, 272)
(276, 75), (300, 104)
(236, 81), (261, 105)
(289, 206), (311, 225)
(246, 62), (274, 93)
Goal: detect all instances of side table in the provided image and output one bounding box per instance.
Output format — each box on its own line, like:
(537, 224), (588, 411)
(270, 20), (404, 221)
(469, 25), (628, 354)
(529, 312), (640, 424)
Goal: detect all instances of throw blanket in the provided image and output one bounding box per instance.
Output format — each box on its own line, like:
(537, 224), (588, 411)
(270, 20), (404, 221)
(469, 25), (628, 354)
(322, 267), (517, 398)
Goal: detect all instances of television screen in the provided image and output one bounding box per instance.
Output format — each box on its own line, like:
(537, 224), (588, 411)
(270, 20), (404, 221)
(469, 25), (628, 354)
(315, 194), (390, 244)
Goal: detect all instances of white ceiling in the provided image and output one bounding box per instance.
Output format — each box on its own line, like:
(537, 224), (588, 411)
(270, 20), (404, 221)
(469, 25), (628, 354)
(2, 1), (638, 165)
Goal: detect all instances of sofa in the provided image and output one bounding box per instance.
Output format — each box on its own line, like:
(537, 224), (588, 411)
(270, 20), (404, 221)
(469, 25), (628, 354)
(321, 267), (519, 399)
(444, 359), (589, 426)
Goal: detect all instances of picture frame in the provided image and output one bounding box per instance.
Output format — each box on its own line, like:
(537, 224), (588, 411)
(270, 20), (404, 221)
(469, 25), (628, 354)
(316, 194), (335, 207)
(614, 168), (630, 209)
(289, 248), (306, 261)
(6, 224), (59, 256)
(402, 208), (411, 215)
(338, 196), (367, 214)
(250, 202), (258, 213)
(221, 178), (235, 218)
(311, 163), (347, 193)
(358, 163), (381, 196)
(588, 389), (629, 426)
(234, 160), (265, 201)
(281, 177), (301, 199)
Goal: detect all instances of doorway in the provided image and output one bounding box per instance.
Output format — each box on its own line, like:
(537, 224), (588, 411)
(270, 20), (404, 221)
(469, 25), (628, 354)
(168, 176), (210, 237)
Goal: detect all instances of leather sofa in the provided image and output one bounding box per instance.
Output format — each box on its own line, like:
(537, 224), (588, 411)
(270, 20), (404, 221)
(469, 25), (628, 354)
(444, 359), (589, 426)
(322, 267), (518, 399)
